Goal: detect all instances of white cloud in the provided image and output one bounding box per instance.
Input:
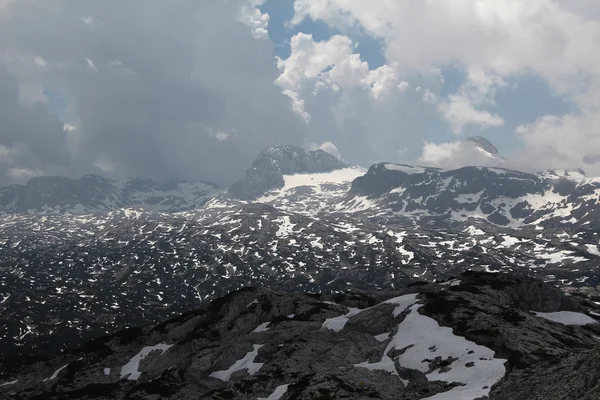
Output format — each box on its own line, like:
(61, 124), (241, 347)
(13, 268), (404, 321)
(94, 156), (117, 174)
(309, 141), (342, 160)
(397, 81), (409, 91)
(419, 141), (464, 166)
(33, 56), (47, 67)
(86, 57), (97, 72)
(275, 33), (437, 165)
(419, 140), (505, 169)
(437, 95), (505, 135)
(239, 0), (270, 39)
(436, 67), (507, 135)
(291, 0), (600, 171)
(208, 128), (238, 142)
(6, 167), (43, 182)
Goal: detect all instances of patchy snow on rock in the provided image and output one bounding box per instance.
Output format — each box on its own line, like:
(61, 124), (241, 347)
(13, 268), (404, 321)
(533, 311), (598, 326)
(355, 295), (505, 399)
(256, 167), (365, 204)
(0, 380), (18, 386)
(258, 384), (289, 400)
(283, 167), (364, 188)
(103, 368), (110, 376)
(465, 225), (485, 236)
(275, 216), (295, 238)
(396, 304), (506, 399)
(383, 293), (420, 317)
(120, 343), (173, 381)
(209, 344), (264, 382)
(252, 322), (270, 333)
(43, 363), (69, 382)
(321, 307), (362, 332)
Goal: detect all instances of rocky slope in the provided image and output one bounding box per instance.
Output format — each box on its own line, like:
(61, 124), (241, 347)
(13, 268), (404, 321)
(349, 162), (600, 228)
(1, 272), (599, 399)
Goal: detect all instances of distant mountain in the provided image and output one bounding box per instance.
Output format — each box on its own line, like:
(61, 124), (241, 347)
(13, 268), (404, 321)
(0, 175), (218, 214)
(349, 162), (600, 228)
(228, 144), (347, 200)
(465, 136), (506, 161)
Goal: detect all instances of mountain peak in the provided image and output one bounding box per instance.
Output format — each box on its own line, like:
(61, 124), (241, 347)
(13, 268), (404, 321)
(229, 144), (346, 200)
(464, 136), (505, 161)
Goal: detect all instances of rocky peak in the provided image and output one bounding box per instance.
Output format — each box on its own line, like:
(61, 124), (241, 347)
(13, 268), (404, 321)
(229, 144), (346, 200)
(465, 136), (505, 160)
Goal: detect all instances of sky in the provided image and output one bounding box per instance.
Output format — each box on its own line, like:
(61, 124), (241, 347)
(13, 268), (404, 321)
(1, 0), (600, 186)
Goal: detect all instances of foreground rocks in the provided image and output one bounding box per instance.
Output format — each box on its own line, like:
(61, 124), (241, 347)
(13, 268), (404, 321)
(1, 272), (599, 399)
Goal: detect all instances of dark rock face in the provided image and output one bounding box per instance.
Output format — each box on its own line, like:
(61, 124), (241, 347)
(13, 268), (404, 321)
(0, 175), (218, 214)
(229, 145), (346, 200)
(1, 272), (599, 399)
(491, 347), (600, 400)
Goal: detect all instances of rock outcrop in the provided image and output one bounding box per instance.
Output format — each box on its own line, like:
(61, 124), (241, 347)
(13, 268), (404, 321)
(2, 272), (599, 399)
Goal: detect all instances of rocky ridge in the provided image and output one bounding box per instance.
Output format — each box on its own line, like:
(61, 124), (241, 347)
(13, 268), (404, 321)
(1, 272), (599, 399)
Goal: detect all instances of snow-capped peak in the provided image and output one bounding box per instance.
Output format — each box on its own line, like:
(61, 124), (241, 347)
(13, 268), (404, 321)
(464, 136), (506, 162)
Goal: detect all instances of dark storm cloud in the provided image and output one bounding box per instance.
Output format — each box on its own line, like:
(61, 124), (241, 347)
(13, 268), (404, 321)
(0, 65), (71, 182)
(0, 0), (306, 185)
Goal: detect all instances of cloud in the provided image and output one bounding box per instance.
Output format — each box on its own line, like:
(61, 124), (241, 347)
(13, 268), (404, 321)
(1, 0), (600, 185)
(0, 0), (306, 185)
(275, 32), (440, 167)
(309, 141), (342, 160)
(0, 65), (70, 182)
(291, 0), (600, 172)
(419, 140), (506, 169)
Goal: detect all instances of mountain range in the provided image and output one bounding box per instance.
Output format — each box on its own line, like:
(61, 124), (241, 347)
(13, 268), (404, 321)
(1, 139), (599, 372)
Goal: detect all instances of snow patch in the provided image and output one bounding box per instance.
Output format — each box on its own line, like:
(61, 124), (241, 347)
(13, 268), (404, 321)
(383, 164), (430, 174)
(253, 322), (270, 333)
(43, 363), (69, 382)
(258, 384), (289, 400)
(321, 308), (362, 332)
(533, 311), (598, 326)
(209, 344), (264, 381)
(355, 297), (506, 399)
(374, 333), (390, 342)
(120, 343), (173, 381)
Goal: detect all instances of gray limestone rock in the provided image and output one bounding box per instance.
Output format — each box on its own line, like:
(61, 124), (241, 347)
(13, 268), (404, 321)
(2, 272), (599, 399)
